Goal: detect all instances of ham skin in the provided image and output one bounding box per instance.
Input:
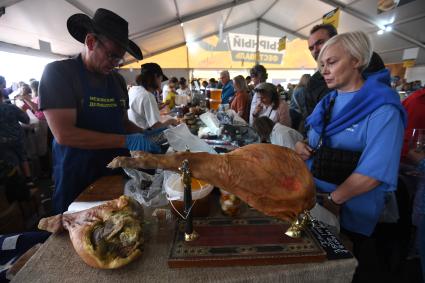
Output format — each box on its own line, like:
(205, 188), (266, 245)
(108, 144), (316, 222)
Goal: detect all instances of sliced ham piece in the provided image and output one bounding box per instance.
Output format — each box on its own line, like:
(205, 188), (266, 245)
(108, 144), (316, 222)
(38, 196), (144, 269)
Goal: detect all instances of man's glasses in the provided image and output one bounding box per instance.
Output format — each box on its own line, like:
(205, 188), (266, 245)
(96, 37), (124, 65)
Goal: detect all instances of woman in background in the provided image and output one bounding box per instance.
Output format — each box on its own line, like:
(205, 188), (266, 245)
(20, 80), (51, 177)
(128, 63), (177, 130)
(230, 75), (250, 122)
(251, 82), (291, 127)
(290, 74), (310, 131)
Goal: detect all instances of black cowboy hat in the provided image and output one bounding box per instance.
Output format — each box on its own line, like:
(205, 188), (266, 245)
(67, 8), (143, 60)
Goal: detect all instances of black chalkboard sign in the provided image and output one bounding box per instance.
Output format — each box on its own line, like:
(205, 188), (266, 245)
(310, 221), (353, 260)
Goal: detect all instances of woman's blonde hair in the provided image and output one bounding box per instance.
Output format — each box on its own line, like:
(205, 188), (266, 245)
(318, 31), (373, 72)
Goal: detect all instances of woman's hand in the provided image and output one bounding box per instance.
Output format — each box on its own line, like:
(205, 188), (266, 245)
(295, 141), (313, 161)
(252, 103), (263, 118)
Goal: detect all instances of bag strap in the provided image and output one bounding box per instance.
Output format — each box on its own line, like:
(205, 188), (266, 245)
(314, 97), (335, 151)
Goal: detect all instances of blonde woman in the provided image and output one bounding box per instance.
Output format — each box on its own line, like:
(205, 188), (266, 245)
(295, 31), (406, 270)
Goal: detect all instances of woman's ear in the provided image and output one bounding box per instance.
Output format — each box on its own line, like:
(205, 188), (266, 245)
(351, 56), (361, 70)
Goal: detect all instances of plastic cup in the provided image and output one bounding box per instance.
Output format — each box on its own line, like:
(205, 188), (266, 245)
(209, 89), (222, 110)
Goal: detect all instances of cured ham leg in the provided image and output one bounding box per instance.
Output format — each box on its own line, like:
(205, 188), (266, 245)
(108, 144), (316, 222)
(38, 196), (144, 269)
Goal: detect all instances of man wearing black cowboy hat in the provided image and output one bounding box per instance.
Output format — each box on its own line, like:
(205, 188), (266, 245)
(39, 8), (160, 213)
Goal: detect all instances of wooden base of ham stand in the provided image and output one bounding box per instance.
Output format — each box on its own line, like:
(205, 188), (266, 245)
(168, 216), (327, 268)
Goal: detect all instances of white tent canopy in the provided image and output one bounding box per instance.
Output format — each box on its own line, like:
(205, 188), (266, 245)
(0, 0), (424, 65)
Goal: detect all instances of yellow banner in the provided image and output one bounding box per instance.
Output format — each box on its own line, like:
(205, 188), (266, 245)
(122, 36), (316, 70)
(403, 60), (416, 68)
(278, 36), (287, 51)
(322, 8), (340, 29)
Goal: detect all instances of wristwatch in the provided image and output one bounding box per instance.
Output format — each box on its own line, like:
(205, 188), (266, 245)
(327, 193), (340, 206)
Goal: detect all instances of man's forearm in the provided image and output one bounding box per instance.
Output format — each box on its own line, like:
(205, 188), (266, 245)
(44, 108), (127, 149)
(124, 120), (144, 133)
(53, 126), (126, 149)
(331, 173), (380, 205)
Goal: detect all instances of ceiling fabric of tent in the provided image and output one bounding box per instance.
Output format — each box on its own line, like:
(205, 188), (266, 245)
(0, 0), (424, 66)
(123, 23), (317, 69)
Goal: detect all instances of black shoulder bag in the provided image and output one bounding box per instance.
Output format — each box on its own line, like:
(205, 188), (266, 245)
(311, 98), (362, 185)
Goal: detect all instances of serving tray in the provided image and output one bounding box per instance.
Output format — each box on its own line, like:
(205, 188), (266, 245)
(168, 217), (327, 268)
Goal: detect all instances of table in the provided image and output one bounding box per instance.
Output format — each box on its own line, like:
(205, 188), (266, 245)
(13, 177), (357, 283)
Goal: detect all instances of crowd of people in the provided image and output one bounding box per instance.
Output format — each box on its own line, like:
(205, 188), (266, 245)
(392, 77), (423, 94)
(1, 77), (51, 194)
(1, 7), (425, 282)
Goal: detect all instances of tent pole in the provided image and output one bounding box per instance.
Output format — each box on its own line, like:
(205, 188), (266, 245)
(186, 45), (190, 75)
(255, 20), (260, 65)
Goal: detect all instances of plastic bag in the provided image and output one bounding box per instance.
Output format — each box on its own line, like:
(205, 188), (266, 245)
(123, 168), (169, 207)
(164, 123), (216, 153)
(226, 109), (248, 126)
(199, 112), (221, 135)
(163, 170), (214, 201)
